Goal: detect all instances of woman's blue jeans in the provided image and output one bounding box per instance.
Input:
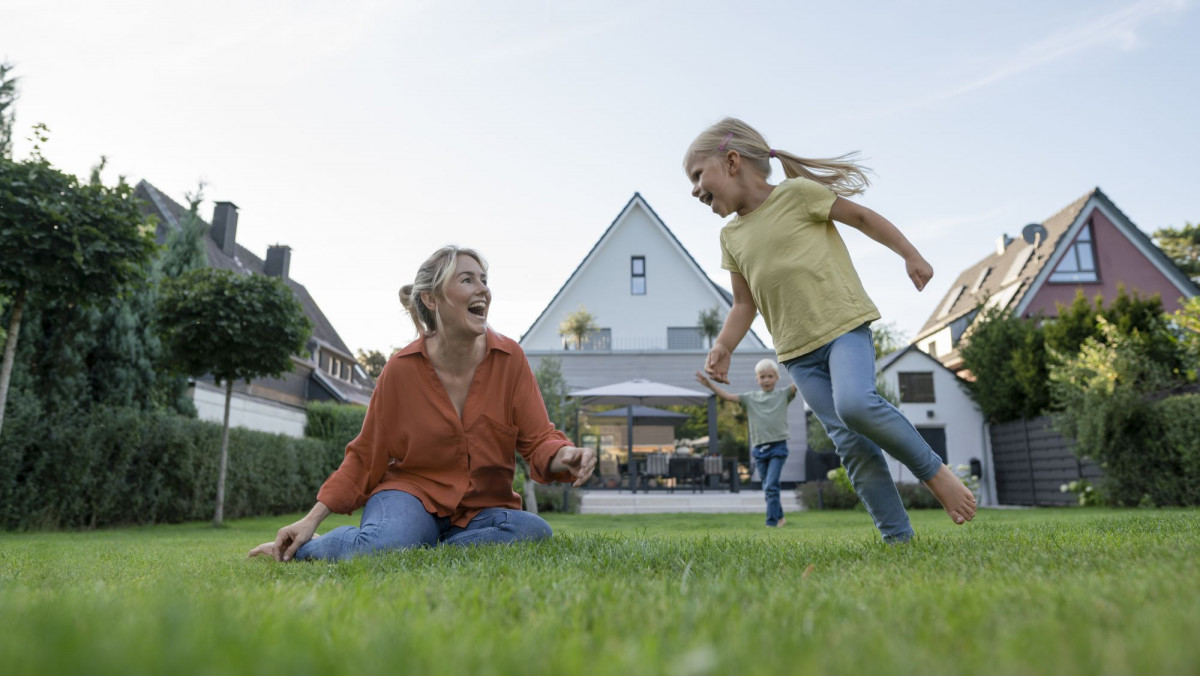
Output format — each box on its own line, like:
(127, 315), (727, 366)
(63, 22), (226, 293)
(784, 324), (944, 543)
(294, 490), (553, 562)
(754, 449), (787, 526)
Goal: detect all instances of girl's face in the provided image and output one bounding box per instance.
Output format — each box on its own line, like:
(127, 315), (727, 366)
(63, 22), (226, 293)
(685, 152), (739, 218)
(424, 254), (491, 338)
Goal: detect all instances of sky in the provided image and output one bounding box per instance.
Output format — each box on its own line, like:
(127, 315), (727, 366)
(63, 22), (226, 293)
(3, 0), (1198, 354)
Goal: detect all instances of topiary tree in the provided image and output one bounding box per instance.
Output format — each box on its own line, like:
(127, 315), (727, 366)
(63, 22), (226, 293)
(157, 268), (311, 526)
(697, 306), (723, 348)
(0, 149), (157, 434)
(558, 306), (599, 351)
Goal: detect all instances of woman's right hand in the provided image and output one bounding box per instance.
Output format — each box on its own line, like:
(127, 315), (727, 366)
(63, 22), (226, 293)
(704, 343), (732, 384)
(247, 511), (323, 562)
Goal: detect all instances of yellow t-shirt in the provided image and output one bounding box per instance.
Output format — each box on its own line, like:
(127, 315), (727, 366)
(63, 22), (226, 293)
(720, 178), (880, 362)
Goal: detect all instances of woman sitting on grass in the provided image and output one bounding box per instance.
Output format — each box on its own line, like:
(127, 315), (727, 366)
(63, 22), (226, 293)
(248, 246), (595, 562)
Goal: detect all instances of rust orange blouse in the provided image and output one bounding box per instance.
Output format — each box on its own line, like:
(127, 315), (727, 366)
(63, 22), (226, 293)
(316, 329), (573, 526)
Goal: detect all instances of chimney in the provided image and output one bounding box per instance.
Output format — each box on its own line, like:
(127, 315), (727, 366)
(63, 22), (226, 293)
(265, 245), (292, 280)
(995, 234), (1013, 255)
(211, 202), (239, 256)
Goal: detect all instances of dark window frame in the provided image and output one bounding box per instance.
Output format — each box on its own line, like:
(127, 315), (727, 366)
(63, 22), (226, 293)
(1048, 221), (1099, 284)
(898, 371), (936, 403)
(631, 256), (646, 295)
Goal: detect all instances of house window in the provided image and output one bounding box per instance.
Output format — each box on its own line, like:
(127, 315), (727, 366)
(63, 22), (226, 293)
(581, 328), (612, 351)
(1048, 222), (1098, 283)
(937, 285), (965, 318)
(898, 372), (935, 403)
(970, 267), (991, 294)
(925, 341), (939, 358)
(631, 256), (646, 295)
(667, 327), (705, 350)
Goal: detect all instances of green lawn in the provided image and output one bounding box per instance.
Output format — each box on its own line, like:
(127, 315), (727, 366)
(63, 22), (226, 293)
(1, 507), (1197, 675)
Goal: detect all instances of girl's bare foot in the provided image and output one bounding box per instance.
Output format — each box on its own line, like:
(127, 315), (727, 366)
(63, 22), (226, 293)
(923, 464), (976, 525)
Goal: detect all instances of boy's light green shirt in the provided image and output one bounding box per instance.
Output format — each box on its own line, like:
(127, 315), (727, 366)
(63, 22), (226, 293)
(738, 388), (795, 448)
(720, 178), (880, 361)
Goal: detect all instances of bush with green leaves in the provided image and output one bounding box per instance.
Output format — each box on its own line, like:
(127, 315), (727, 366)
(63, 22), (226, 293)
(959, 305), (1050, 423)
(0, 400), (341, 530)
(1051, 318), (1198, 506)
(305, 401), (367, 448)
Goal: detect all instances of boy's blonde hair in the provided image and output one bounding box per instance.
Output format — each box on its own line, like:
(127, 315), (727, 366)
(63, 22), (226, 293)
(684, 117), (870, 197)
(398, 245), (488, 336)
(754, 359), (780, 376)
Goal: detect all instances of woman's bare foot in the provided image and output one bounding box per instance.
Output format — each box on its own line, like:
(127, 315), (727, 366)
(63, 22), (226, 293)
(924, 465), (976, 525)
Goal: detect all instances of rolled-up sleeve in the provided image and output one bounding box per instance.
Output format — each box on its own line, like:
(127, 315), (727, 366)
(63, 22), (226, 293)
(511, 357), (573, 484)
(316, 364), (396, 514)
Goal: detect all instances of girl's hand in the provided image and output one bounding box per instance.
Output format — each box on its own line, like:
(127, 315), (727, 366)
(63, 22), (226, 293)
(705, 344), (732, 384)
(906, 255), (933, 291)
(551, 446), (597, 486)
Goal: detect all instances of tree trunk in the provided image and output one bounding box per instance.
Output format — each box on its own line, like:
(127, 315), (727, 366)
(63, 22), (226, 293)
(213, 378), (232, 526)
(524, 478), (539, 514)
(0, 287), (27, 436)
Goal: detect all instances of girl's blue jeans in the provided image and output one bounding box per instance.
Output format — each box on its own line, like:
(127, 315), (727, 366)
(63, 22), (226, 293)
(784, 324), (944, 543)
(294, 490), (553, 561)
(753, 450), (787, 526)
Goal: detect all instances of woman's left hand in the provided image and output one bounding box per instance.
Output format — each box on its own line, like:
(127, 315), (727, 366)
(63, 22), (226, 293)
(551, 446), (597, 486)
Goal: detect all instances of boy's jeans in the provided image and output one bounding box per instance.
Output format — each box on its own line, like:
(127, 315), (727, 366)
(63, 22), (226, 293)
(784, 324), (943, 543)
(295, 490), (553, 561)
(753, 448), (787, 526)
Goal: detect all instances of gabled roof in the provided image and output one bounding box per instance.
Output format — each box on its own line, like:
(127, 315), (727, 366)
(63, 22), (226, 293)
(520, 192), (761, 346)
(876, 344), (966, 380)
(135, 180), (375, 401)
(915, 188), (1197, 342)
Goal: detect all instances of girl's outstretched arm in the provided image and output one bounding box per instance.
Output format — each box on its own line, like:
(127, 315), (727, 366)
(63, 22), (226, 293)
(830, 197), (933, 291)
(706, 272), (757, 384)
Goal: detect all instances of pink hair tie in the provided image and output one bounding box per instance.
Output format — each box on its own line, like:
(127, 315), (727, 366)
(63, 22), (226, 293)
(718, 132), (733, 151)
(769, 149), (776, 158)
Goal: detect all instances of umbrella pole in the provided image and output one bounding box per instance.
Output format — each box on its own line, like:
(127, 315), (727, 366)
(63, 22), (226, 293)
(627, 405), (634, 491)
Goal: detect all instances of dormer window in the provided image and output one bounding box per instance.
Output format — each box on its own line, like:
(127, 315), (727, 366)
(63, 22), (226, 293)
(1049, 221), (1098, 283)
(631, 256), (646, 295)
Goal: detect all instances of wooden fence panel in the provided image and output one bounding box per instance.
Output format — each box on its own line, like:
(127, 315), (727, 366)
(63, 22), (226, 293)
(989, 416), (1102, 506)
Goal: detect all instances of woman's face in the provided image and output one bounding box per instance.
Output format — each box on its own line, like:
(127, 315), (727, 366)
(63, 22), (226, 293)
(426, 254), (490, 338)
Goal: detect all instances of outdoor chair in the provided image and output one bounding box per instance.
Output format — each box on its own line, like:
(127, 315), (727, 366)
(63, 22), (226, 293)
(640, 452), (669, 492)
(702, 455), (725, 490)
(667, 455), (704, 493)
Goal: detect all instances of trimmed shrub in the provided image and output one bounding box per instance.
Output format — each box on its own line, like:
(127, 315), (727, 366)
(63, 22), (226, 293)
(0, 405), (341, 530)
(305, 401), (367, 447)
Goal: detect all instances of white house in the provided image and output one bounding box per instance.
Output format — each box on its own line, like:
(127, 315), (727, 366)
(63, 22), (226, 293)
(874, 345), (996, 505)
(520, 193), (812, 483)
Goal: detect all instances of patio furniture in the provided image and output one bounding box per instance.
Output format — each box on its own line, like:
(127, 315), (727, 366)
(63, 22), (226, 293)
(640, 452), (669, 492)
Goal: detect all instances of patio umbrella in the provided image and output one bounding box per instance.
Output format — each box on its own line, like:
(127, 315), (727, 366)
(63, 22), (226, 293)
(569, 379), (712, 487)
(587, 404), (691, 427)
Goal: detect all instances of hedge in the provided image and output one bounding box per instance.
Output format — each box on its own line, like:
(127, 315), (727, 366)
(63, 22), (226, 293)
(0, 393), (342, 530)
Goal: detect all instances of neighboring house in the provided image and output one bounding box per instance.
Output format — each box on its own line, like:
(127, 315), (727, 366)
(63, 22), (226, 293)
(874, 345), (995, 505)
(914, 188), (1198, 372)
(136, 181), (375, 438)
(520, 193), (812, 483)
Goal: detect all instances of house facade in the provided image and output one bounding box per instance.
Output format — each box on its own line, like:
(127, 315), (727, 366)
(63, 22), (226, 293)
(874, 345), (995, 505)
(136, 181), (374, 438)
(915, 188), (1198, 371)
(519, 193), (813, 483)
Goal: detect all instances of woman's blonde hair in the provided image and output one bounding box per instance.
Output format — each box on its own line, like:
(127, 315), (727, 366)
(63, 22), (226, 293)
(398, 245), (488, 336)
(684, 117), (870, 196)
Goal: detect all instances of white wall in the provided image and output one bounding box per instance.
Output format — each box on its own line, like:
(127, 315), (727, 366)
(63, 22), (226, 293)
(190, 381), (308, 438)
(522, 201), (754, 351)
(877, 350), (991, 503)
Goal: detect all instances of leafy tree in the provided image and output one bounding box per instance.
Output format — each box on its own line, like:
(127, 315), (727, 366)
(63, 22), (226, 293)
(0, 152), (157, 434)
(1169, 296), (1200, 380)
(558, 306), (598, 350)
(1044, 286), (1182, 375)
(0, 61), (17, 159)
(356, 348), (388, 379)
(871, 321), (907, 358)
(1153, 222), (1200, 278)
(958, 306), (1051, 423)
(157, 268), (311, 526)
(697, 306), (723, 348)
(531, 356), (579, 443)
